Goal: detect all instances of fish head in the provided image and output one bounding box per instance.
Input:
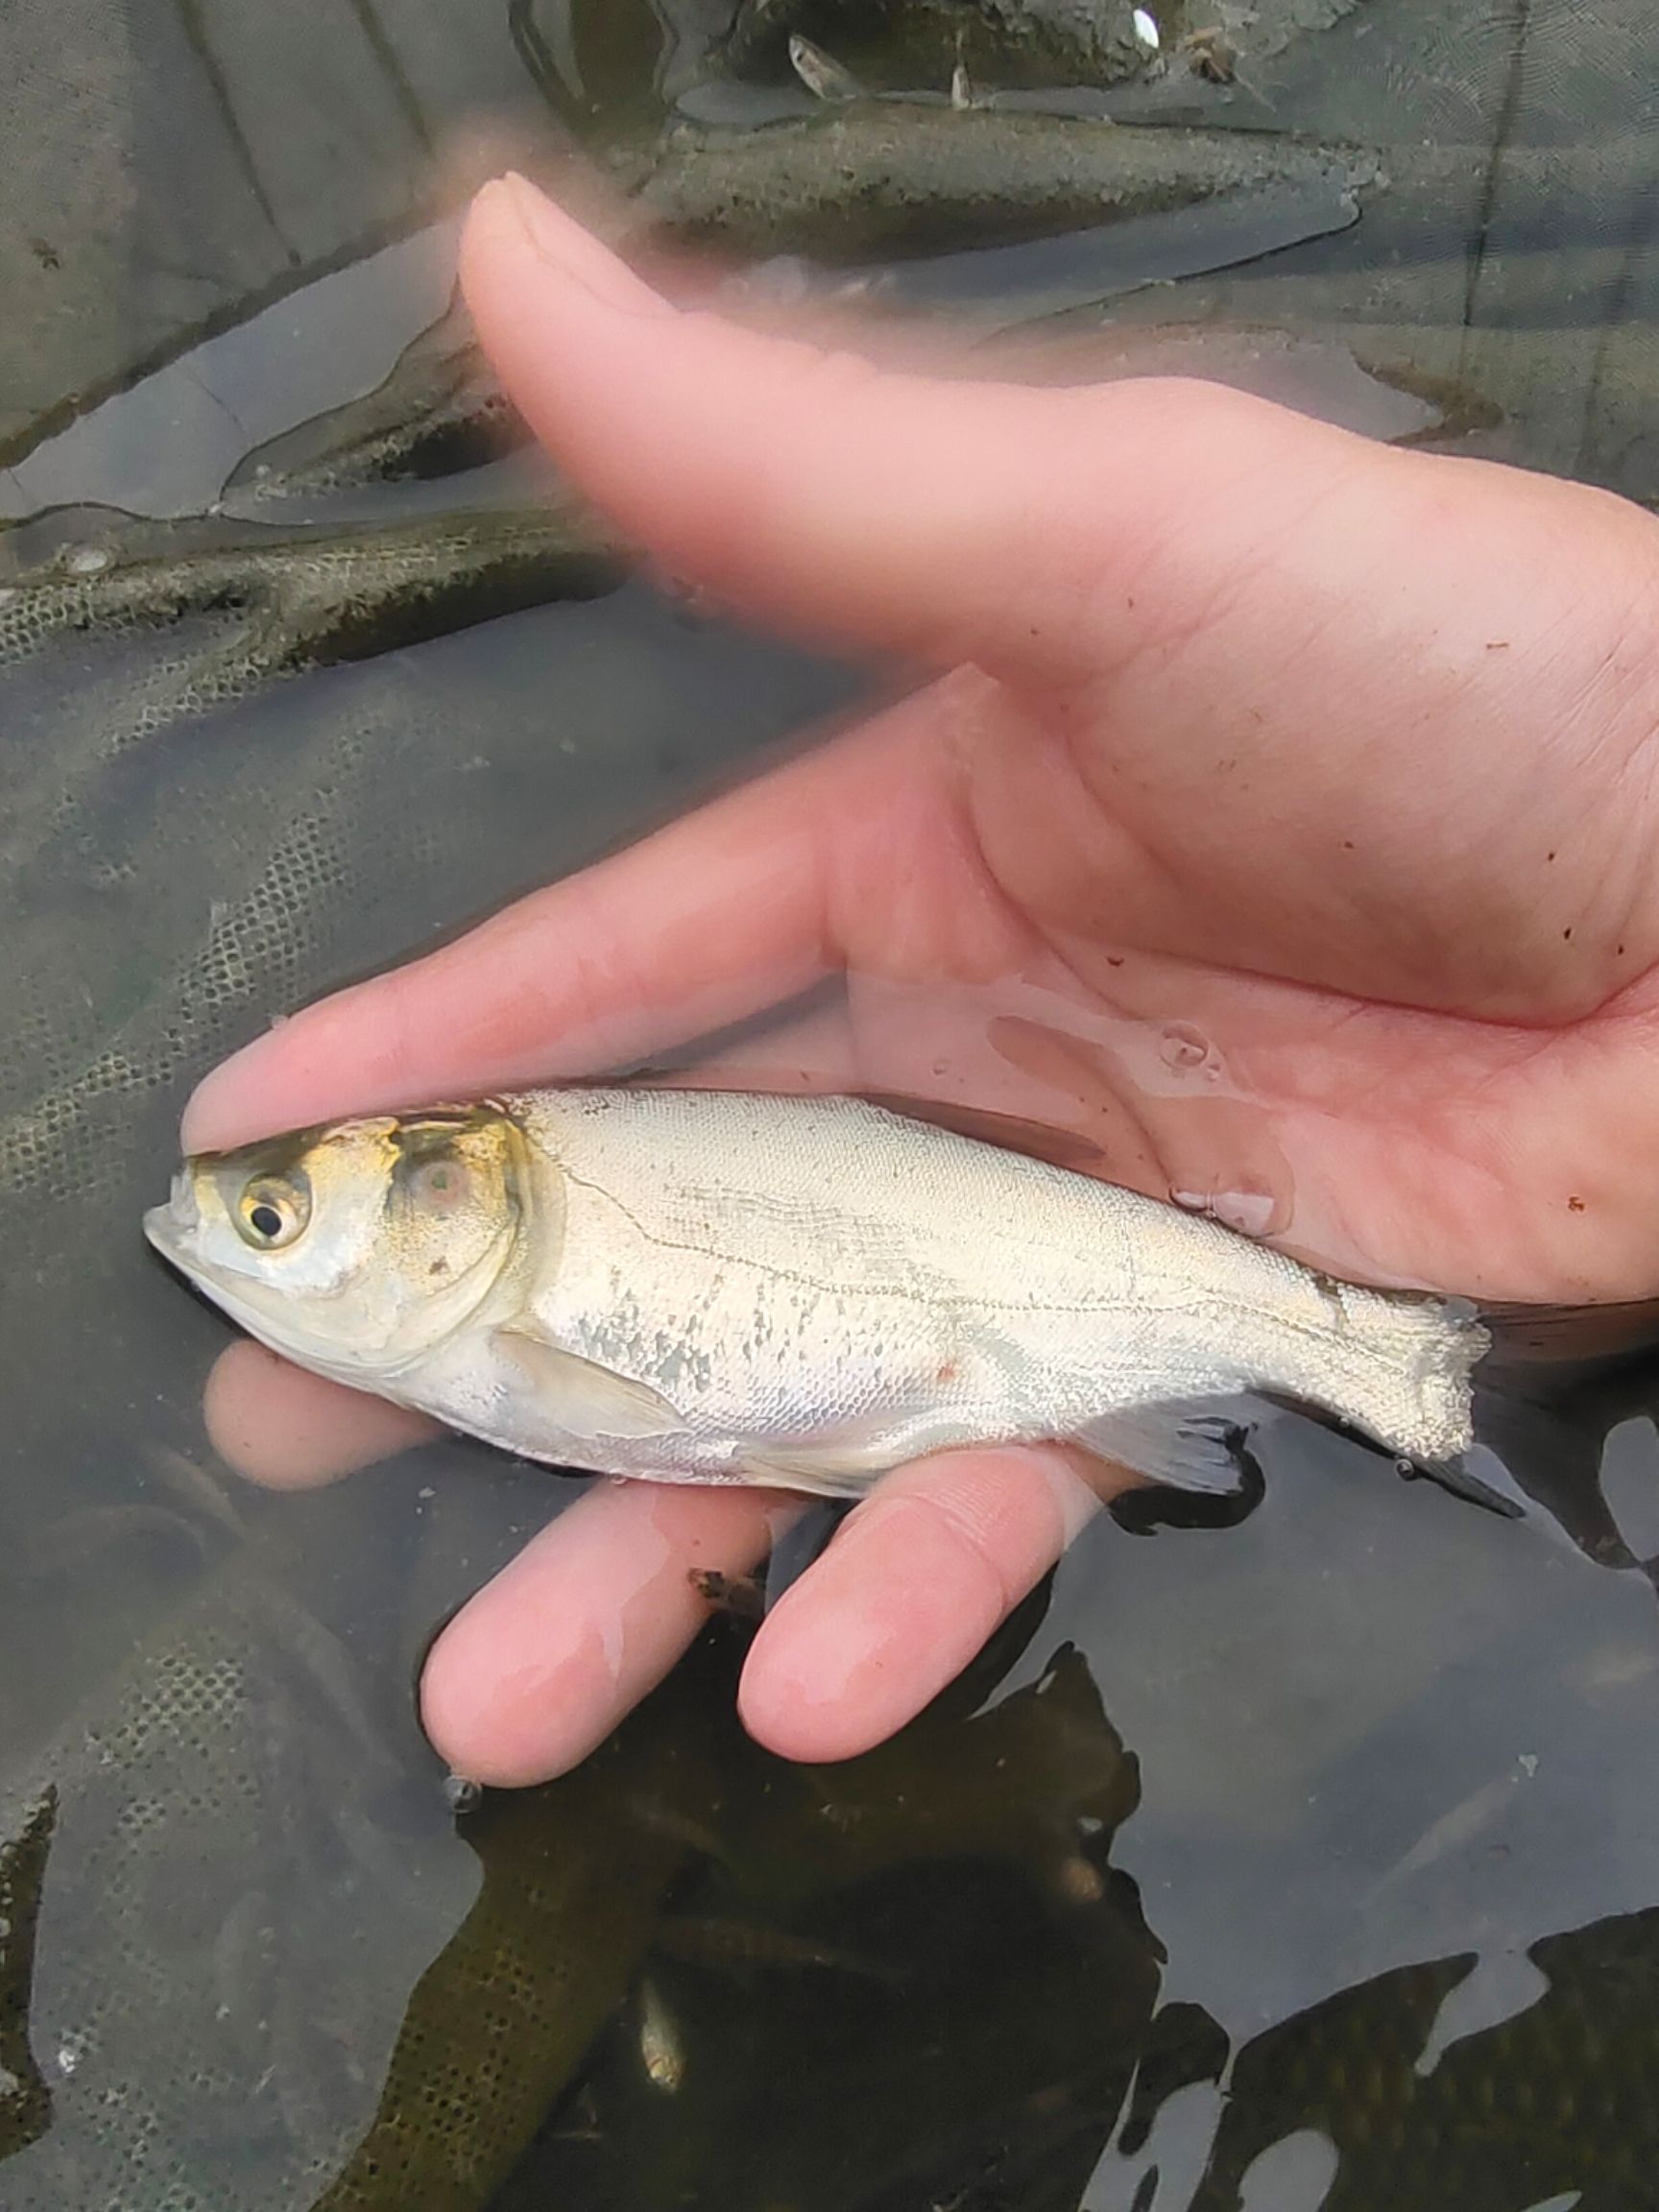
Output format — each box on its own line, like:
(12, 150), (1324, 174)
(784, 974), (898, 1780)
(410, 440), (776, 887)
(145, 1103), (532, 1378)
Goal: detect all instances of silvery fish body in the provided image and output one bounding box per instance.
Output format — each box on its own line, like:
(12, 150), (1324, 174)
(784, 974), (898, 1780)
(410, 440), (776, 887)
(145, 1087), (1489, 1498)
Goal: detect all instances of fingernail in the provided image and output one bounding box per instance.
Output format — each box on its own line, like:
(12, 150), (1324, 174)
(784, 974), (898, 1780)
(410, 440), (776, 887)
(495, 171), (667, 315)
(499, 170), (580, 264)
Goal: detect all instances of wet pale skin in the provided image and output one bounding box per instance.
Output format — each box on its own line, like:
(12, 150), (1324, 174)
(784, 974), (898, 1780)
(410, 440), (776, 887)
(181, 175), (1659, 1788)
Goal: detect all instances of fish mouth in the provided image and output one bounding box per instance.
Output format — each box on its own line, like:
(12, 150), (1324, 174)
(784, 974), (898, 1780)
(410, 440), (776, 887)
(143, 1167), (201, 1266)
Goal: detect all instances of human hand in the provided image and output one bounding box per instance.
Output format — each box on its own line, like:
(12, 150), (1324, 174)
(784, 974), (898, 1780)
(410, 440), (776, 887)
(182, 174), (1659, 1785)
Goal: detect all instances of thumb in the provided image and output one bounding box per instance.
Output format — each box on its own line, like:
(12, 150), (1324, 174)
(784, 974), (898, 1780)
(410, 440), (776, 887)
(457, 172), (1358, 680)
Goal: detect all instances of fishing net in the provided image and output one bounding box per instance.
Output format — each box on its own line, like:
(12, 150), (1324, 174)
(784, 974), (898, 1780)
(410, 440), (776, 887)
(0, 10), (852, 2204)
(0, 1558), (467, 2212)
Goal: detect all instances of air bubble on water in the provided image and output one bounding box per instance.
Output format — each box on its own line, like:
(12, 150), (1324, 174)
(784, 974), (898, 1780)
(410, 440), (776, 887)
(443, 1772), (483, 1815)
(1159, 1022), (1211, 1070)
(849, 270), (901, 304)
(726, 254), (812, 307)
(66, 543), (110, 576)
(1132, 8), (1161, 53)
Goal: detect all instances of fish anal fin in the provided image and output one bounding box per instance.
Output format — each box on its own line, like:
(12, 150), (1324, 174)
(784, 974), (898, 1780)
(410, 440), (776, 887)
(1076, 1397), (1262, 1498)
(491, 1324), (688, 1441)
(746, 1393), (1265, 1503)
(733, 1438), (887, 1499)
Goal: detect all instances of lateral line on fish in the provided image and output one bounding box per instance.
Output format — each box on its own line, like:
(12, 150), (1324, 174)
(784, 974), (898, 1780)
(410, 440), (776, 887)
(556, 1158), (1408, 1354)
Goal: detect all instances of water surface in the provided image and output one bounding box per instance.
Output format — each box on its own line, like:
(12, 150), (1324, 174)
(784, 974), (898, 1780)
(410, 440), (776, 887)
(5, 3), (1659, 2206)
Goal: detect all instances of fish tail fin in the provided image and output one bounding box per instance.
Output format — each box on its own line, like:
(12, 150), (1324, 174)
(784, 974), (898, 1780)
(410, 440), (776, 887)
(1459, 1379), (1649, 1567)
(1440, 1295), (1659, 1561)
(1269, 1291), (1659, 1533)
(1078, 1297), (1659, 1551)
(1347, 1293), (1659, 1523)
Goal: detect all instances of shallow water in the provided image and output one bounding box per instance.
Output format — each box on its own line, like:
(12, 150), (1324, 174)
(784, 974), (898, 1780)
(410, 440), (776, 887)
(6, 2), (1659, 2207)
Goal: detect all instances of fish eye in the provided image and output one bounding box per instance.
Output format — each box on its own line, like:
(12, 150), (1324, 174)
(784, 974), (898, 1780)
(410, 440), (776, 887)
(234, 1171), (311, 1250)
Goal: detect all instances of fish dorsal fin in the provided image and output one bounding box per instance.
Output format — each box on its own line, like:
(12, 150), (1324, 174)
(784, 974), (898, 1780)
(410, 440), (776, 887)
(491, 1323), (688, 1440)
(855, 1092), (1112, 1177)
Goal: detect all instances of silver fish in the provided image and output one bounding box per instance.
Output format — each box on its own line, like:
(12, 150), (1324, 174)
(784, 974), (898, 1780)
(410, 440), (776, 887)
(143, 1088), (1509, 1503)
(637, 1977), (685, 2095)
(787, 31), (865, 102)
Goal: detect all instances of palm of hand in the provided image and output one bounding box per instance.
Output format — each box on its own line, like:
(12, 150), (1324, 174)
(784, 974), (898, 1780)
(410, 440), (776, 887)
(673, 513), (1659, 1310)
(180, 176), (1659, 1785)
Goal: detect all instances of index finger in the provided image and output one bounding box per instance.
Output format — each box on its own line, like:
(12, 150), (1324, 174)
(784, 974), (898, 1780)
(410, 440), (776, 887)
(180, 699), (928, 1154)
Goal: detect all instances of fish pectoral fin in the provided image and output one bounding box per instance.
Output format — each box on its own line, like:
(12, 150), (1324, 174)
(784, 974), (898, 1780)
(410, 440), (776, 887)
(1076, 1398), (1262, 1498)
(490, 1325), (689, 1441)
